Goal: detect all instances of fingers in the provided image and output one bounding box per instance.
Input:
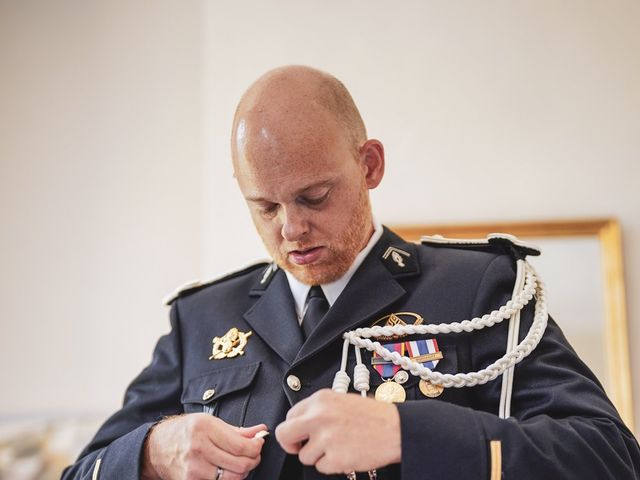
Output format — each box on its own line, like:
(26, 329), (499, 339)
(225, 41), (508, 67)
(237, 423), (268, 438)
(274, 391), (401, 474)
(189, 417), (264, 480)
(208, 418), (265, 459)
(276, 390), (336, 455)
(284, 395), (311, 420)
(146, 414), (266, 479)
(297, 438), (324, 467)
(209, 466), (247, 480)
(211, 424), (267, 480)
(275, 416), (313, 454)
(315, 454), (347, 476)
(210, 447), (262, 479)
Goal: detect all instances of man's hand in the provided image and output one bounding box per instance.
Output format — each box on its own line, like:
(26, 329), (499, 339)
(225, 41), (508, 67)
(275, 389), (401, 475)
(142, 413), (267, 480)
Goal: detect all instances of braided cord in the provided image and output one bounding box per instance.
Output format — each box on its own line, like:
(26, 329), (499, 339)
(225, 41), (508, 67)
(342, 261), (548, 389)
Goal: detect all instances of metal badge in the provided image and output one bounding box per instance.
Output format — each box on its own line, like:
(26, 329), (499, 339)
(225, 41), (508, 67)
(419, 379), (444, 398)
(393, 370), (409, 384)
(370, 312), (424, 341)
(209, 327), (252, 360)
(382, 246), (411, 268)
(374, 380), (406, 403)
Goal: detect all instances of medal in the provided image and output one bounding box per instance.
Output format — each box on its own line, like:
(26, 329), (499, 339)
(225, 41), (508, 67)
(369, 321), (446, 402)
(393, 370), (409, 384)
(372, 342), (405, 378)
(375, 380), (407, 403)
(419, 379), (444, 398)
(372, 342), (407, 403)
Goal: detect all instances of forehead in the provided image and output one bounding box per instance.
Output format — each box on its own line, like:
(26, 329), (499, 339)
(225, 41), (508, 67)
(234, 106), (355, 197)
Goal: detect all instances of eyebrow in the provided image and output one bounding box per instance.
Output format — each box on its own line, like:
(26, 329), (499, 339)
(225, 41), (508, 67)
(245, 179), (334, 203)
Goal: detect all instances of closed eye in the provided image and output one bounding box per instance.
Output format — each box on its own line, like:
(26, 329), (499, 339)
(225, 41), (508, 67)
(299, 189), (330, 207)
(258, 203), (279, 217)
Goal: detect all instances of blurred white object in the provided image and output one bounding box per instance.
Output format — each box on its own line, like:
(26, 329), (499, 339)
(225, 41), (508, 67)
(0, 415), (105, 480)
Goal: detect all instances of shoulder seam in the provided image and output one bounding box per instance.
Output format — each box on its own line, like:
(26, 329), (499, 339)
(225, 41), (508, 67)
(421, 233), (541, 257)
(163, 260), (272, 306)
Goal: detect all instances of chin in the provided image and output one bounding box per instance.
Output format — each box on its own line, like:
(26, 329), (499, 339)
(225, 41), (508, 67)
(284, 262), (348, 286)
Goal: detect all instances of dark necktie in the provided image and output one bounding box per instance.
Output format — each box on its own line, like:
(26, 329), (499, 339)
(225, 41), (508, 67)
(302, 285), (329, 340)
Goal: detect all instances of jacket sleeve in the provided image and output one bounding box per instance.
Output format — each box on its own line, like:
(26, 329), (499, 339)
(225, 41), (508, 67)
(62, 303), (184, 480)
(396, 254), (640, 479)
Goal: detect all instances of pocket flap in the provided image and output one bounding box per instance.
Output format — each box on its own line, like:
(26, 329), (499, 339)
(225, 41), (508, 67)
(181, 362), (261, 405)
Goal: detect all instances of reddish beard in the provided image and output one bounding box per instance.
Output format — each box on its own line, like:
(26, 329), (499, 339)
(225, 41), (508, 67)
(273, 185), (372, 285)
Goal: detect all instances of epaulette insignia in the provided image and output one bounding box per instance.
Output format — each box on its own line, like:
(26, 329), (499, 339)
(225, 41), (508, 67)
(250, 262), (279, 294)
(421, 233), (541, 259)
(381, 243), (419, 277)
(260, 263), (278, 285)
(163, 261), (270, 306)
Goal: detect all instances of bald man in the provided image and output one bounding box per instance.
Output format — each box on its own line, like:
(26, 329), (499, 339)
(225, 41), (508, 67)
(64, 66), (639, 480)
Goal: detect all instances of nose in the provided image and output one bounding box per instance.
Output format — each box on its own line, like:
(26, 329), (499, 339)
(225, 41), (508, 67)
(280, 205), (309, 242)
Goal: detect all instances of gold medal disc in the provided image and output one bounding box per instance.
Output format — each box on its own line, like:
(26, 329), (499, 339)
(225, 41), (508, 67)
(419, 379), (444, 398)
(375, 381), (406, 403)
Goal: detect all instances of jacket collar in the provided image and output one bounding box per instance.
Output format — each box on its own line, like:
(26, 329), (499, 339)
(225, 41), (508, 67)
(243, 227), (420, 366)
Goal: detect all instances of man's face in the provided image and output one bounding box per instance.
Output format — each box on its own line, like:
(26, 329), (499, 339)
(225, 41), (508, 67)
(233, 111), (373, 285)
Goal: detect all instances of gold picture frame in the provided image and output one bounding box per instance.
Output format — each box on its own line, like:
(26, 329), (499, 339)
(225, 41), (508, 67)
(393, 218), (634, 430)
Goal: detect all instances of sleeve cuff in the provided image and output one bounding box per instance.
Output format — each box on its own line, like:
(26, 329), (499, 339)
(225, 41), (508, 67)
(97, 422), (155, 479)
(397, 400), (488, 479)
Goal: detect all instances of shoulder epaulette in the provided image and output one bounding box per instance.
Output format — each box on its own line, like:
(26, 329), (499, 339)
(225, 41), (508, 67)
(163, 261), (271, 306)
(421, 233), (541, 258)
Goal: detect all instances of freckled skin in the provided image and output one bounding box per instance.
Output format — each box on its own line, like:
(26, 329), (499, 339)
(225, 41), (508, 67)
(232, 68), (384, 285)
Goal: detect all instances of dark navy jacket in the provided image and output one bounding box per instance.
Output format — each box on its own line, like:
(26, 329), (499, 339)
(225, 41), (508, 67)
(63, 228), (640, 479)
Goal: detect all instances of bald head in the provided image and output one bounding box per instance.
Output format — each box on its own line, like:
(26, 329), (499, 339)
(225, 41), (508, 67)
(230, 66), (385, 284)
(231, 65), (367, 164)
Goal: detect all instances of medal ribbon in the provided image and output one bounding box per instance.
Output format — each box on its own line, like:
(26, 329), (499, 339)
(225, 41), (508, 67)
(405, 339), (441, 369)
(373, 342), (404, 378)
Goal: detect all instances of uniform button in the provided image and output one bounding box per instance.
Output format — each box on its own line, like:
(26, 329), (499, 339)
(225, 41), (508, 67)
(202, 388), (216, 401)
(286, 375), (301, 391)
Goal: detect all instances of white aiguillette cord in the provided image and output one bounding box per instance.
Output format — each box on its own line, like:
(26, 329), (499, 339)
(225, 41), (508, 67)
(331, 259), (549, 413)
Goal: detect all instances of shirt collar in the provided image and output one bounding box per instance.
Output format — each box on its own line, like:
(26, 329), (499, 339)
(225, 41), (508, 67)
(285, 216), (383, 322)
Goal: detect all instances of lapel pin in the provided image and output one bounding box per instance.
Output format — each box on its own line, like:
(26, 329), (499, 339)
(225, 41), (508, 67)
(371, 312), (424, 341)
(209, 327), (252, 360)
(382, 246), (411, 268)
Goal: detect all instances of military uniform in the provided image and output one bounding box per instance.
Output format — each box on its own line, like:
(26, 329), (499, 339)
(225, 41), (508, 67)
(63, 227), (640, 479)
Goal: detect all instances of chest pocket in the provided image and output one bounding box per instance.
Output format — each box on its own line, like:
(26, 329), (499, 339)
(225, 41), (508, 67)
(181, 361), (261, 427)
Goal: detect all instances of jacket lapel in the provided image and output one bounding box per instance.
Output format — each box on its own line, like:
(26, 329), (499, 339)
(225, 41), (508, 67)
(243, 269), (304, 365)
(293, 228), (417, 366)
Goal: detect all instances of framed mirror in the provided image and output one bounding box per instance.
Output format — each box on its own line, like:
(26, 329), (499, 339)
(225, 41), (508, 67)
(393, 218), (634, 430)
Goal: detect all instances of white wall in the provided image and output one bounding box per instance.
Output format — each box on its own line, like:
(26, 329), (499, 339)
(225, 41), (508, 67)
(1, 0), (638, 434)
(0, 1), (202, 416)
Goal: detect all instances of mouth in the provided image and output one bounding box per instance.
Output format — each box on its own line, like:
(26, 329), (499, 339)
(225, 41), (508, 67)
(288, 246), (325, 266)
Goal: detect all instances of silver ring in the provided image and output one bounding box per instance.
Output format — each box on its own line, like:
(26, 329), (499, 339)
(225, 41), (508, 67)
(215, 466), (224, 480)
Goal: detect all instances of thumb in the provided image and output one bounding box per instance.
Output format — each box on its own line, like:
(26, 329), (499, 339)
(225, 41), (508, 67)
(238, 423), (269, 438)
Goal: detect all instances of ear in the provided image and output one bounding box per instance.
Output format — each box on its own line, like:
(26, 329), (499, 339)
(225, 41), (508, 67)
(359, 139), (385, 189)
